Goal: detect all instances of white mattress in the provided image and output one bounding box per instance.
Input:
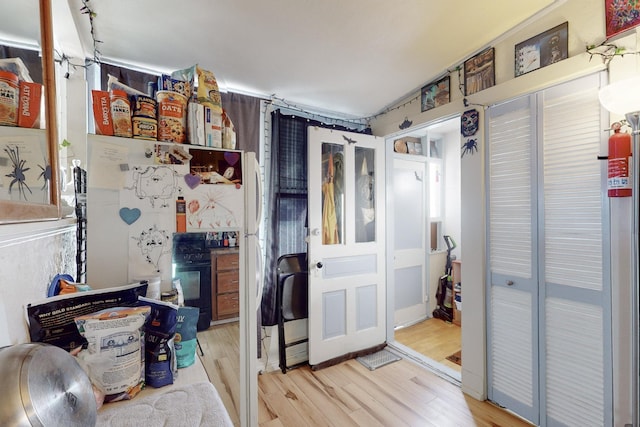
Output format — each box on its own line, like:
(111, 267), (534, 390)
(96, 359), (233, 427)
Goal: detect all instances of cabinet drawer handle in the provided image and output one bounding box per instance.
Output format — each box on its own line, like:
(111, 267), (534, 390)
(506, 280), (515, 286)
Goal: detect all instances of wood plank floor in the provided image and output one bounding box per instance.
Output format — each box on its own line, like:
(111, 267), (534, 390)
(394, 318), (462, 372)
(198, 321), (531, 427)
(197, 322), (241, 426)
(258, 358), (532, 427)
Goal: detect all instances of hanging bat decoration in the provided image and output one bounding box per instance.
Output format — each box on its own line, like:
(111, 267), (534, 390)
(399, 117), (413, 129)
(343, 135), (357, 145)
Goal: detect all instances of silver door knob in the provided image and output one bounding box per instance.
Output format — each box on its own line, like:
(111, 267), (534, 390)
(506, 280), (514, 286)
(311, 228), (320, 236)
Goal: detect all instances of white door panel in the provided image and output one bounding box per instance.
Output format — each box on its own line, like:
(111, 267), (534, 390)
(392, 158), (428, 327)
(307, 127), (386, 367)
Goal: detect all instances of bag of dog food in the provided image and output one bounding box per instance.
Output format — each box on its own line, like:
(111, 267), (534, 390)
(74, 306), (150, 403)
(137, 296), (178, 388)
(27, 282), (149, 353)
(175, 306), (199, 368)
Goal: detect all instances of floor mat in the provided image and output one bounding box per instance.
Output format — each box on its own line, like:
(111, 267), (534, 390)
(356, 349), (401, 371)
(446, 350), (462, 366)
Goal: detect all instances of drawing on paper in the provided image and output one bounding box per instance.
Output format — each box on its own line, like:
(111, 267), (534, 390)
(125, 165), (181, 208)
(131, 224), (171, 272)
(186, 186), (242, 230)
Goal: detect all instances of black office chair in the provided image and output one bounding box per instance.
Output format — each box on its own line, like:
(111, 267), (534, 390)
(276, 253), (308, 373)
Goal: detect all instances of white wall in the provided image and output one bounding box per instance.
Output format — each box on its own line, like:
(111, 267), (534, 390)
(371, 0), (636, 424)
(0, 220), (76, 345)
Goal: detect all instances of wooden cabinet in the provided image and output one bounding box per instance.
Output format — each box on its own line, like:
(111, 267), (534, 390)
(452, 260), (462, 326)
(211, 248), (240, 321)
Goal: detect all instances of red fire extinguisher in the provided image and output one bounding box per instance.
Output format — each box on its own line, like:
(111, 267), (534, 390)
(608, 122), (632, 197)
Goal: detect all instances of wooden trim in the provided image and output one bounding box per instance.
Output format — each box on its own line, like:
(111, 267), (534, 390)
(309, 342), (387, 371)
(40, 0), (60, 211)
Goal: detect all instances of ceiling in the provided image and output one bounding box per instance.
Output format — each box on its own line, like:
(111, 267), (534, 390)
(8, 0), (559, 119)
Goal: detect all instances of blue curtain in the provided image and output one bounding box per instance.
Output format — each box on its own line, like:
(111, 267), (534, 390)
(260, 110), (370, 326)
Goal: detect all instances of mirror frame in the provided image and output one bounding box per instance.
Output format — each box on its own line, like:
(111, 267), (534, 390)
(0, 0), (59, 223)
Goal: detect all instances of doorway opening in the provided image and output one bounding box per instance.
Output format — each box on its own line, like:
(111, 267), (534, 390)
(385, 116), (462, 381)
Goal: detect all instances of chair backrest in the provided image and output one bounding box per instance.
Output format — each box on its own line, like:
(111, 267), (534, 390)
(276, 253), (307, 275)
(281, 272), (308, 320)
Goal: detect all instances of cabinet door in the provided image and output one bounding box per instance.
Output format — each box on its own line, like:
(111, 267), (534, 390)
(218, 270), (239, 294)
(217, 252), (239, 270)
(218, 292), (240, 317)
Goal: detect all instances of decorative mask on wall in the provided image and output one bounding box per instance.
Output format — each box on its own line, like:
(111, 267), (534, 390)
(461, 109), (479, 137)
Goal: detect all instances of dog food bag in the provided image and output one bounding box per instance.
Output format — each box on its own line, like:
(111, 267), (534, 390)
(27, 282), (149, 353)
(74, 306), (150, 403)
(175, 306), (199, 368)
(137, 296), (178, 388)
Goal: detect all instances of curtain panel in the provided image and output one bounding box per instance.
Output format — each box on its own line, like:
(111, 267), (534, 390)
(260, 110), (370, 326)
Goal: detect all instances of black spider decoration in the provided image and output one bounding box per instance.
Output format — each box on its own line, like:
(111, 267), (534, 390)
(461, 138), (478, 158)
(4, 146), (32, 200)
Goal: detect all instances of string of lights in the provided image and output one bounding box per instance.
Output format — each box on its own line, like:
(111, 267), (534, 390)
(586, 40), (640, 65)
(80, 0), (102, 65)
(76, 1), (480, 126)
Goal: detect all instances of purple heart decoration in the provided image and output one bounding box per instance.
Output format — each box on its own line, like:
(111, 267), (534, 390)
(224, 152), (240, 166)
(184, 174), (200, 189)
(119, 207), (141, 225)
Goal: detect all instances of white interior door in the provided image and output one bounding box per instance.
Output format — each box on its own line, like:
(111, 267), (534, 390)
(393, 157), (428, 327)
(307, 127), (386, 367)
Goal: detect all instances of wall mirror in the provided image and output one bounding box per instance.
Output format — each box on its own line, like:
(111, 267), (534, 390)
(0, 0), (59, 223)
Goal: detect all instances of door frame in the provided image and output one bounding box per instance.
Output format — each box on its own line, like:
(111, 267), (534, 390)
(384, 115), (463, 383)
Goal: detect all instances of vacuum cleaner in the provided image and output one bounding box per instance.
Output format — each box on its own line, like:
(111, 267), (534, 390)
(432, 235), (456, 322)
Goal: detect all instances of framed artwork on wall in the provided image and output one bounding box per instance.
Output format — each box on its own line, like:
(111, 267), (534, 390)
(515, 22), (568, 77)
(421, 76), (450, 112)
(464, 47), (495, 96)
(605, 0), (640, 39)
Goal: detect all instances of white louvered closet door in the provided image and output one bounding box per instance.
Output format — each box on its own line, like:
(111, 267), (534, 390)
(539, 73), (611, 427)
(487, 94), (539, 425)
(487, 72), (611, 427)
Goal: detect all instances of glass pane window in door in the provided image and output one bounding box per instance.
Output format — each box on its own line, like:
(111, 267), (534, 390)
(355, 146), (375, 243)
(321, 143), (344, 245)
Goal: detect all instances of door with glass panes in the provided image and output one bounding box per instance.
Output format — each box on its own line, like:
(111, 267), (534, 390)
(307, 127), (386, 367)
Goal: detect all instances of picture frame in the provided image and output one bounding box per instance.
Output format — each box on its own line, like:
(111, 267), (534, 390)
(605, 0), (640, 39)
(464, 47), (495, 96)
(421, 75), (450, 112)
(515, 22), (568, 77)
